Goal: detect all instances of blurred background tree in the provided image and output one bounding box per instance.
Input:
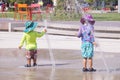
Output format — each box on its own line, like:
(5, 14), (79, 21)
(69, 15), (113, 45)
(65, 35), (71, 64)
(4, 0), (118, 8)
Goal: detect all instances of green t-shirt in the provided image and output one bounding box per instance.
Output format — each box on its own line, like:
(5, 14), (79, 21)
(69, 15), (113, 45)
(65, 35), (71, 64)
(19, 31), (45, 50)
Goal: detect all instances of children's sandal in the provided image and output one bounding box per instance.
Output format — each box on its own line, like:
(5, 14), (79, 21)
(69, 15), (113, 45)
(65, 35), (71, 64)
(33, 63), (37, 66)
(89, 68), (96, 72)
(24, 64), (31, 67)
(82, 68), (89, 72)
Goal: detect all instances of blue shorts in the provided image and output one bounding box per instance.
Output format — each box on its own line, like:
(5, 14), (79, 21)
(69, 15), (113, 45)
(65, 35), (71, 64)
(81, 42), (94, 58)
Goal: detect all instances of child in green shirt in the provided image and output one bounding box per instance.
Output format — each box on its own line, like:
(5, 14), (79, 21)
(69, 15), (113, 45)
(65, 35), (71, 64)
(19, 21), (47, 67)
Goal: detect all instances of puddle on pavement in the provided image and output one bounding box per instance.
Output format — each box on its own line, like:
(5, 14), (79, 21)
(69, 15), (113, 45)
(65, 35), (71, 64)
(0, 48), (120, 80)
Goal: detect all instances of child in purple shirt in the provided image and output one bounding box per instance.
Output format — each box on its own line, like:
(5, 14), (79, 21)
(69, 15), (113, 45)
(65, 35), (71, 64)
(77, 14), (97, 72)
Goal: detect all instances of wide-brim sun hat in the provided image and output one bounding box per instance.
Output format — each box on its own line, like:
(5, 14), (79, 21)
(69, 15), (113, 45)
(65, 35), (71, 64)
(24, 21), (38, 33)
(85, 14), (94, 21)
(85, 14), (95, 25)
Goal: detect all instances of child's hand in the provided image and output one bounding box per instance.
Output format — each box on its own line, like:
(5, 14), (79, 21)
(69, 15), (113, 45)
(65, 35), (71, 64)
(18, 46), (22, 49)
(93, 42), (98, 47)
(44, 29), (47, 33)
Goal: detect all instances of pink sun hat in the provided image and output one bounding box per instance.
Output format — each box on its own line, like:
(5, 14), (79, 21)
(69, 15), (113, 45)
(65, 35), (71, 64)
(85, 14), (95, 25)
(80, 14), (95, 25)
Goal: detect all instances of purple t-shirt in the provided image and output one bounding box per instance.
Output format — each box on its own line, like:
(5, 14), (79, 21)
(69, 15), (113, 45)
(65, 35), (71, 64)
(77, 24), (95, 43)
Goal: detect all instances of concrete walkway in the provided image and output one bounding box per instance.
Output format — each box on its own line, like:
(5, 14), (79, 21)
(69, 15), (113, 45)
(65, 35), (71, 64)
(0, 32), (120, 53)
(0, 18), (120, 52)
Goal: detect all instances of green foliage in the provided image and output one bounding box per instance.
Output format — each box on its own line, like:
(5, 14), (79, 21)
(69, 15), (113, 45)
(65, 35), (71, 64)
(84, 0), (117, 4)
(0, 12), (120, 21)
(7, 0), (33, 4)
(56, 0), (65, 10)
(7, 0), (16, 3)
(92, 13), (120, 21)
(85, 0), (93, 3)
(17, 0), (32, 4)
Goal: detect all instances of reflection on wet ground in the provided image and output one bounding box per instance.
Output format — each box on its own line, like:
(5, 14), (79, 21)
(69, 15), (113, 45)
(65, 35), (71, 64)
(0, 48), (120, 80)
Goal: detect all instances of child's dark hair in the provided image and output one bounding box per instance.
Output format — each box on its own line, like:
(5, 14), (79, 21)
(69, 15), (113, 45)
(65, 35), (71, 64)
(80, 18), (86, 24)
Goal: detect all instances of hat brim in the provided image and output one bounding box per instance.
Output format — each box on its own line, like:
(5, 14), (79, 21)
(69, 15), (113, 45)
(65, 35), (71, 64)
(88, 20), (95, 25)
(88, 19), (95, 21)
(24, 22), (38, 33)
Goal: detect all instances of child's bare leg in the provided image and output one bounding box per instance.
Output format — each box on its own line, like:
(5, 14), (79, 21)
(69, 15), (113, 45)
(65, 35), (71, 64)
(25, 50), (32, 67)
(25, 58), (31, 67)
(27, 58), (31, 66)
(33, 58), (37, 66)
(82, 58), (88, 72)
(33, 54), (37, 66)
(88, 58), (92, 69)
(33, 51), (37, 66)
(88, 58), (96, 71)
(33, 58), (36, 64)
(83, 58), (87, 68)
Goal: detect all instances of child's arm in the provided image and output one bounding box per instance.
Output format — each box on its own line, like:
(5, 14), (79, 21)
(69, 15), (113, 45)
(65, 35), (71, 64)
(90, 27), (98, 47)
(93, 42), (98, 46)
(18, 34), (26, 49)
(37, 29), (47, 37)
(77, 27), (82, 38)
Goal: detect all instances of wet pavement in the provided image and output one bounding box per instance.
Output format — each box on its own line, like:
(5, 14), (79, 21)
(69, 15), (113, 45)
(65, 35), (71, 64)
(0, 48), (120, 80)
(0, 32), (120, 80)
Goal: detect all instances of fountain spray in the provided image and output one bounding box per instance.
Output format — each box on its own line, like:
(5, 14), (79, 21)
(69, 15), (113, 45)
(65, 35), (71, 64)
(44, 20), (56, 68)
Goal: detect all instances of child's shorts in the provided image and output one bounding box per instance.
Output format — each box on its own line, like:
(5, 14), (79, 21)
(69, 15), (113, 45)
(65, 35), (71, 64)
(81, 42), (94, 58)
(26, 50), (37, 59)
